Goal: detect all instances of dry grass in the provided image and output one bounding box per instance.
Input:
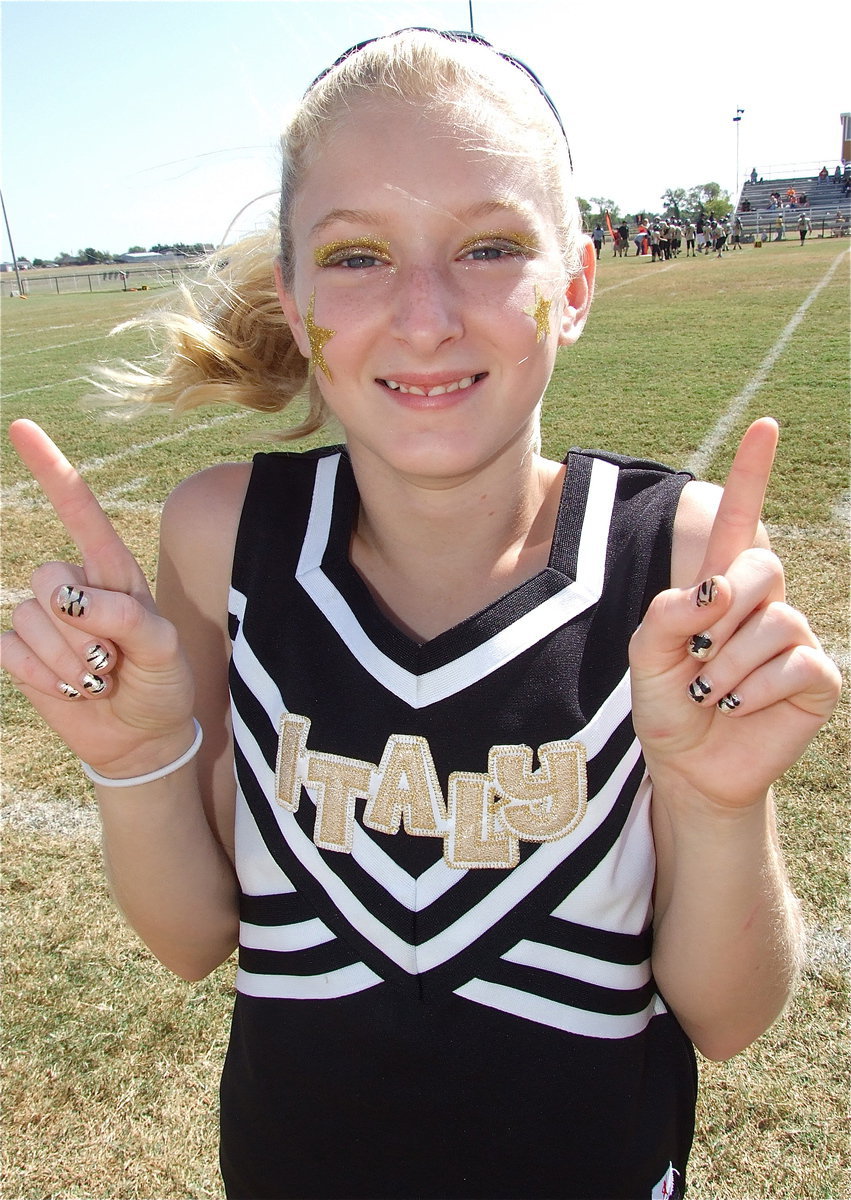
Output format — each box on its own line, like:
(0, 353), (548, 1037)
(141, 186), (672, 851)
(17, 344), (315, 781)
(2, 238), (849, 1198)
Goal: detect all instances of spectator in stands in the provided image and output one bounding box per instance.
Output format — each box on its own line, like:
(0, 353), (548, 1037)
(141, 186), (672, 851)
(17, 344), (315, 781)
(750, 166), (758, 183)
(834, 165), (842, 184)
(797, 212), (812, 244)
(785, 187), (797, 205)
(818, 166), (829, 182)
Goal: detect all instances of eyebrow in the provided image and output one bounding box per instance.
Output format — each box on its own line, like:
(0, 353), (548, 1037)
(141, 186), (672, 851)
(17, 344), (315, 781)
(308, 196), (541, 240)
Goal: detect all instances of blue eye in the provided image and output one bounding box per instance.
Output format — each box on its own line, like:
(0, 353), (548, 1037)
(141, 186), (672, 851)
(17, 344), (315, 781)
(467, 246), (508, 261)
(314, 240), (392, 269)
(339, 254), (382, 269)
(460, 235), (539, 263)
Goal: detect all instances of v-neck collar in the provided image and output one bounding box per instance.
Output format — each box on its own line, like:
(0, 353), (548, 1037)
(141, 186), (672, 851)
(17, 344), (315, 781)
(295, 450), (619, 708)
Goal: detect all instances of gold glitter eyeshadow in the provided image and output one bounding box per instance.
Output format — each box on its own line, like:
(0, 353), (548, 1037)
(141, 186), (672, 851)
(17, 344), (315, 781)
(313, 238), (391, 267)
(458, 231), (541, 256)
(303, 291), (335, 381)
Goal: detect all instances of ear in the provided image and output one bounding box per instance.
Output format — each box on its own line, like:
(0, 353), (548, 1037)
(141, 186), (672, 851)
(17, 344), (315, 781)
(274, 260), (311, 359)
(557, 236), (596, 347)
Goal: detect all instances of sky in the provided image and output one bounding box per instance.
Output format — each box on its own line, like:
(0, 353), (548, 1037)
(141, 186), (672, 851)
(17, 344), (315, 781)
(2, 0), (848, 262)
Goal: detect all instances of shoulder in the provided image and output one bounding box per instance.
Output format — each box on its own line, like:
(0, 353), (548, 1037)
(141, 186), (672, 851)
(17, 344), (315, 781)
(671, 478), (770, 588)
(161, 461), (253, 548)
(159, 462), (254, 598)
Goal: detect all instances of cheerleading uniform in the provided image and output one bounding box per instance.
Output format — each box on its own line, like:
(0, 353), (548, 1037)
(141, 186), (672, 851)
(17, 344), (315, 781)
(220, 445), (697, 1199)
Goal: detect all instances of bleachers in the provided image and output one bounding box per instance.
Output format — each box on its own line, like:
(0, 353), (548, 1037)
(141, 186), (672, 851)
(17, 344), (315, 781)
(735, 171), (850, 239)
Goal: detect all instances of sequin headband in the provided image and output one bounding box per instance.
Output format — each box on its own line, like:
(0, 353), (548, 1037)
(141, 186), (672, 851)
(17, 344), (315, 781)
(306, 28), (573, 172)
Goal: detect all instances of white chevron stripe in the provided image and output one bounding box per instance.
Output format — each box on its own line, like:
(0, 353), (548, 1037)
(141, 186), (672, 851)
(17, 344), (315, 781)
(240, 917), (336, 953)
(550, 773), (655, 935)
(295, 454), (618, 709)
(454, 978), (667, 1039)
(501, 940), (652, 991)
(236, 961), (382, 1000)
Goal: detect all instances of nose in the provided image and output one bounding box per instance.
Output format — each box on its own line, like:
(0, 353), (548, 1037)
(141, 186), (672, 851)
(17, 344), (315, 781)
(388, 263), (464, 353)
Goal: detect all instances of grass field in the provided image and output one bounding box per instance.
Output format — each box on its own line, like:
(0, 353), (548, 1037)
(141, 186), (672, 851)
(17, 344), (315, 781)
(2, 237), (849, 1199)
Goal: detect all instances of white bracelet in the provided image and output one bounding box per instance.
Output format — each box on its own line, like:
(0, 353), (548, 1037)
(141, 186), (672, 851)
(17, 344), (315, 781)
(80, 720), (203, 788)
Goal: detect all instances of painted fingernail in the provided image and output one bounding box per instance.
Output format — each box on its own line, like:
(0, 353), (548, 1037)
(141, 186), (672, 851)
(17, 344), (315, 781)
(688, 675), (712, 703)
(57, 585), (88, 617)
(82, 673), (107, 695)
(58, 681), (82, 699)
(717, 692), (742, 713)
(688, 632), (713, 660)
(85, 645), (110, 671)
(696, 578), (718, 607)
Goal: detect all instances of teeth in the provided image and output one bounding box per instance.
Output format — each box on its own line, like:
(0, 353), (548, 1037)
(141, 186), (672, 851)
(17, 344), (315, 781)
(383, 376), (478, 396)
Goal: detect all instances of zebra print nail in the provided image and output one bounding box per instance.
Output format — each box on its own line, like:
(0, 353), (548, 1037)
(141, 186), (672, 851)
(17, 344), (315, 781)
(717, 692), (742, 713)
(688, 632), (713, 660)
(695, 578), (717, 608)
(57, 585), (88, 618)
(688, 676), (712, 703)
(82, 673), (107, 695)
(85, 645), (110, 671)
(58, 681), (82, 699)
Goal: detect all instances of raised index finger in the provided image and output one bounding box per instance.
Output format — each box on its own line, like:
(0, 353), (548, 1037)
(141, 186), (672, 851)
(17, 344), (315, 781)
(8, 420), (148, 596)
(696, 416), (779, 582)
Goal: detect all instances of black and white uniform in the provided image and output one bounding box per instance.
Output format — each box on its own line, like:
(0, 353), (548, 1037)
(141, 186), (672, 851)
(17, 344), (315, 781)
(221, 446), (697, 1200)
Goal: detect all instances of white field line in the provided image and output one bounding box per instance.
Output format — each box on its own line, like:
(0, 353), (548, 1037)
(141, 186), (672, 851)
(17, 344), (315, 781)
(1, 409), (250, 510)
(595, 263), (675, 296)
(3, 320), (109, 339)
(686, 248), (850, 478)
(3, 334), (112, 359)
(1, 377), (88, 399)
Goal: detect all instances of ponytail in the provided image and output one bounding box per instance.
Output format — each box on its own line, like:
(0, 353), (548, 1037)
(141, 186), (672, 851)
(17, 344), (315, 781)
(91, 229), (327, 440)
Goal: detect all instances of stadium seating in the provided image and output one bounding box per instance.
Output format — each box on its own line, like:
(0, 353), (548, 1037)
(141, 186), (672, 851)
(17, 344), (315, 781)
(735, 172), (850, 239)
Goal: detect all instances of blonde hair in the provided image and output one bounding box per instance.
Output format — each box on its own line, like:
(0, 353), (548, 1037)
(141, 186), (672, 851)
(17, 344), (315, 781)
(97, 29), (580, 439)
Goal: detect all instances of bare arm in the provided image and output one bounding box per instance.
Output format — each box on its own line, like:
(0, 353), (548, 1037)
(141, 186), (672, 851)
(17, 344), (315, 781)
(630, 419), (840, 1059)
(0, 422), (249, 980)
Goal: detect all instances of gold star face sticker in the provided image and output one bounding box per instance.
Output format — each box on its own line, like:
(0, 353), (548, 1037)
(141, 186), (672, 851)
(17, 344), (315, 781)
(523, 286), (553, 343)
(303, 290), (335, 382)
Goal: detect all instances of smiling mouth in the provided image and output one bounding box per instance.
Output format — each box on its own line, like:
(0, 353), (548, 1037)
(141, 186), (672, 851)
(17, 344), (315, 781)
(379, 374), (487, 397)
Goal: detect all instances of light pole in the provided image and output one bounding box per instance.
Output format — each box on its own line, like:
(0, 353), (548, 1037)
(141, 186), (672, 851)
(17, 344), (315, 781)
(0, 188), (26, 297)
(733, 108), (745, 205)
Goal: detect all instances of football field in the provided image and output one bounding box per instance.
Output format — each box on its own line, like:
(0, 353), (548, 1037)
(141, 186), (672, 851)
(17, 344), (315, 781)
(2, 238), (849, 1198)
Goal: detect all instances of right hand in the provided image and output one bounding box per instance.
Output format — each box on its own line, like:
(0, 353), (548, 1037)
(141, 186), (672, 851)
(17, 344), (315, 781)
(1, 420), (196, 777)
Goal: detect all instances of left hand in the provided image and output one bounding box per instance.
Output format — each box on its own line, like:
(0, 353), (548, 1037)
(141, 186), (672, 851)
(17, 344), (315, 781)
(629, 418), (842, 808)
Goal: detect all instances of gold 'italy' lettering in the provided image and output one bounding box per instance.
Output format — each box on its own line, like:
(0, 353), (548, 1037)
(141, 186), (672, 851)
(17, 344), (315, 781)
(446, 772), (517, 869)
(306, 752), (374, 854)
(273, 713), (588, 870)
(363, 734), (447, 838)
(489, 741), (587, 842)
(275, 713), (311, 811)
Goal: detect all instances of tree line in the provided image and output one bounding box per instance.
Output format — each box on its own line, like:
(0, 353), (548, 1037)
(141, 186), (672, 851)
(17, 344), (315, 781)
(25, 243), (210, 269)
(579, 182), (733, 230)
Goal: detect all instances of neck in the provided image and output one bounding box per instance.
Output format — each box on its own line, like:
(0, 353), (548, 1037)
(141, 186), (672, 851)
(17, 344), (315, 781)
(347, 446), (565, 641)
